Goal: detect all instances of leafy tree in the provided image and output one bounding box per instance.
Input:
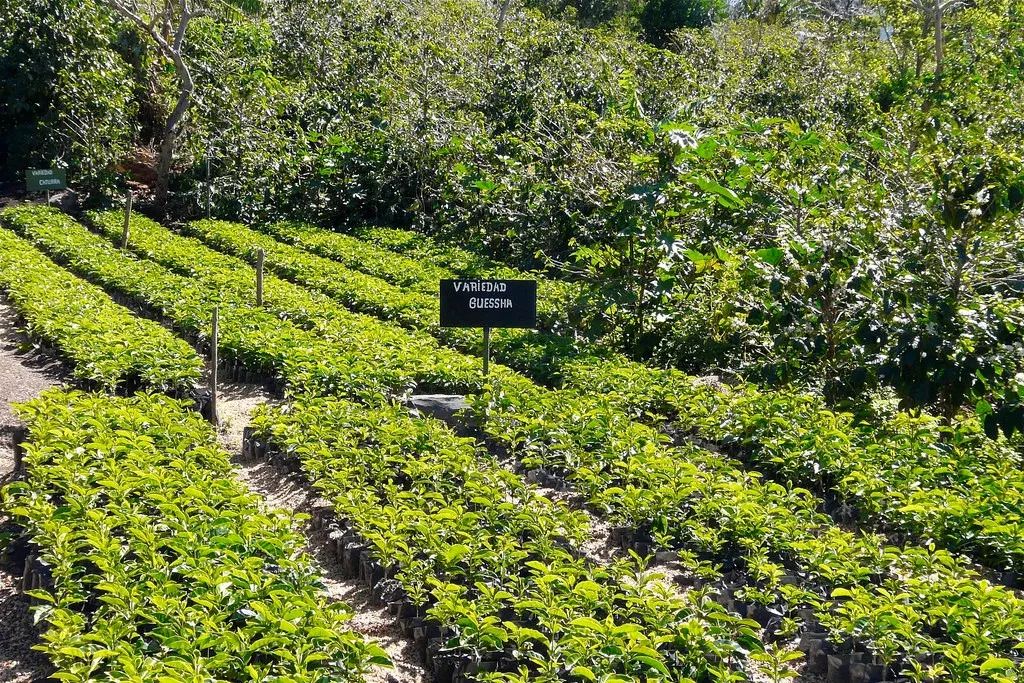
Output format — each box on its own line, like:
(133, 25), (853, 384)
(0, 0), (136, 190)
(99, 0), (260, 210)
(864, 0), (1024, 431)
(640, 0), (723, 45)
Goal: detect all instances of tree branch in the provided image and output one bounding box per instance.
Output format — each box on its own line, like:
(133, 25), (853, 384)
(106, 0), (176, 60)
(173, 0), (190, 52)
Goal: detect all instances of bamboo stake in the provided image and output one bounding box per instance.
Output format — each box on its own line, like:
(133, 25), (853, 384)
(256, 248), (265, 306)
(121, 191), (133, 248)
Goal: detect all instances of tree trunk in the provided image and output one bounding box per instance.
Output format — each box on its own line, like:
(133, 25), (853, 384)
(153, 65), (192, 211)
(497, 0), (512, 31)
(104, 0), (194, 212)
(155, 126), (176, 209)
(154, 25), (193, 212)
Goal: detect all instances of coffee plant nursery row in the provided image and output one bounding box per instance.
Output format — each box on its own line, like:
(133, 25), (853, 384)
(58, 207), (1024, 680)
(0, 224), (202, 395)
(260, 222), (479, 296)
(185, 218), (456, 338)
(261, 220), (579, 329)
(4, 389), (387, 681)
(187, 218), (585, 383)
(249, 395), (763, 682)
(351, 224), (524, 281)
(468, 375), (1024, 681)
(83, 208), (496, 397)
(187, 213), (1024, 582)
(559, 359), (1024, 580)
(2, 205), (489, 402)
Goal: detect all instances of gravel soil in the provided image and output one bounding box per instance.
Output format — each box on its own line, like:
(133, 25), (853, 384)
(0, 301), (64, 430)
(215, 381), (430, 683)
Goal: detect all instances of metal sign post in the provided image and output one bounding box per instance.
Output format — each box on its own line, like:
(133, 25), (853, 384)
(255, 248), (265, 306)
(121, 192), (133, 248)
(205, 154), (212, 219)
(483, 326), (491, 376)
(209, 306), (219, 425)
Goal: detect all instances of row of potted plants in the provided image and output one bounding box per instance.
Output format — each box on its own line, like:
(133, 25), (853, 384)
(0, 213), (202, 394)
(560, 358), (1024, 579)
(262, 221), (454, 295)
(187, 218), (588, 383)
(186, 219), (442, 335)
(262, 221), (578, 328)
(469, 375), (1024, 681)
(249, 393), (765, 682)
(3, 389), (389, 681)
(84, 209), (498, 397)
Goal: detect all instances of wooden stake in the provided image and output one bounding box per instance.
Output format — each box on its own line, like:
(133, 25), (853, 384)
(209, 306), (219, 425)
(121, 191), (133, 249)
(205, 154), (212, 219)
(256, 248), (265, 307)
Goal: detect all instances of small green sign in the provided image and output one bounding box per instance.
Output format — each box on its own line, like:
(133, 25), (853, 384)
(26, 168), (67, 192)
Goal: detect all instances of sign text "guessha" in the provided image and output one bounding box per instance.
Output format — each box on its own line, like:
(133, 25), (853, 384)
(452, 280), (512, 309)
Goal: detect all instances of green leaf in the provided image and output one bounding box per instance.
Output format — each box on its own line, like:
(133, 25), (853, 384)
(442, 544), (471, 564)
(755, 247), (785, 266)
(980, 657), (1014, 672)
(572, 665), (597, 681)
(570, 616), (605, 632)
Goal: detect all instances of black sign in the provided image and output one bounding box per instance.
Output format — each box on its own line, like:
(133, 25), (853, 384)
(440, 279), (537, 328)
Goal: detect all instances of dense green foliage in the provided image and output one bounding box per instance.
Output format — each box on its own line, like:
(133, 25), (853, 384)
(51, 205), (1024, 679)
(472, 373), (1024, 679)
(5, 389), (386, 681)
(562, 357), (1024, 574)
(0, 0), (138, 190)
(0, 207), (202, 392)
(639, 0), (722, 44)
(4, 0), (1019, 424)
(3, 0), (1021, 675)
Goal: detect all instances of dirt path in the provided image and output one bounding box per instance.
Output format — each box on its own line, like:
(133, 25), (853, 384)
(0, 301), (64, 430)
(215, 381), (430, 683)
(0, 298), (62, 682)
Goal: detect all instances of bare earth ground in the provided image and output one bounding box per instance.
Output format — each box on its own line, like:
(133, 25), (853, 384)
(0, 303), (64, 428)
(0, 299), (62, 682)
(215, 380), (431, 683)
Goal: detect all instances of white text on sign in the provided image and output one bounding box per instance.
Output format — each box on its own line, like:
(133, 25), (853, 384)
(453, 281), (508, 293)
(469, 297), (513, 309)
